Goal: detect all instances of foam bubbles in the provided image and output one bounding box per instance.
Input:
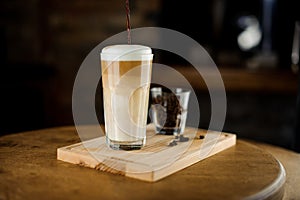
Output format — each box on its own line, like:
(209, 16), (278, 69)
(101, 44), (153, 61)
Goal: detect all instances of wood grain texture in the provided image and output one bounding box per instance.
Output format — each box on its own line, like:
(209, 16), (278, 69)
(57, 127), (236, 182)
(0, 126), (286, 200)
(246, 140), (300, 200)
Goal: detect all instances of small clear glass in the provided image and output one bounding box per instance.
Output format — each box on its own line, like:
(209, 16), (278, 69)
(150, 87), (190, 136)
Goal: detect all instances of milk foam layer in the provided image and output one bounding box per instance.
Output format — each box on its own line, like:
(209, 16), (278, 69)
(101, 44), (152, 61)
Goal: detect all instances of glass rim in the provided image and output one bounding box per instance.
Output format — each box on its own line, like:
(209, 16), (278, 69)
(101, 53), (153, 61)
(150, 87), (191, 95)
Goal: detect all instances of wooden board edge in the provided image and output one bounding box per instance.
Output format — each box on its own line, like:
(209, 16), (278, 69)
(126, 133), (237, 182)
(57, 145), (130, 176)
(57, 147), (99, 168)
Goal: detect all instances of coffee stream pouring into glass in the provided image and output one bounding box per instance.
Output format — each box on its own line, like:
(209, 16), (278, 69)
(125, 0), (131, 44)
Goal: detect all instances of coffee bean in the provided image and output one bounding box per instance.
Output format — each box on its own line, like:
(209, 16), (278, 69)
(199, 135), (205, 139)
(168, 140), (177, 146)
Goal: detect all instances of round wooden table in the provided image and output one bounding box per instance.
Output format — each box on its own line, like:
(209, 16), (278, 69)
(0, 126), (298, 200)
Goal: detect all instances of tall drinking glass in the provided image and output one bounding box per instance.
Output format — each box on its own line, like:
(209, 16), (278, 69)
(101, 45), (153, 150)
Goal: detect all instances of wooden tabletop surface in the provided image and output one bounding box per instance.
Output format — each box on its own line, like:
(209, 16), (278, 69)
(0, 126), (299, 200)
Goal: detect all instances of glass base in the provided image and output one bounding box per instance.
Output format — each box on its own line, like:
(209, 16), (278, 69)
(106, 137), (145, 150)
(155, 126), (181, 135)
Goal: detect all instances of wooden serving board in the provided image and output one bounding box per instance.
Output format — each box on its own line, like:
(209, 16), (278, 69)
(57, 126), (236, 182)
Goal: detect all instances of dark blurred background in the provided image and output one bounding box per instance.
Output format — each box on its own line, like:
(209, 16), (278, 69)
(0, 0), (299, 151)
